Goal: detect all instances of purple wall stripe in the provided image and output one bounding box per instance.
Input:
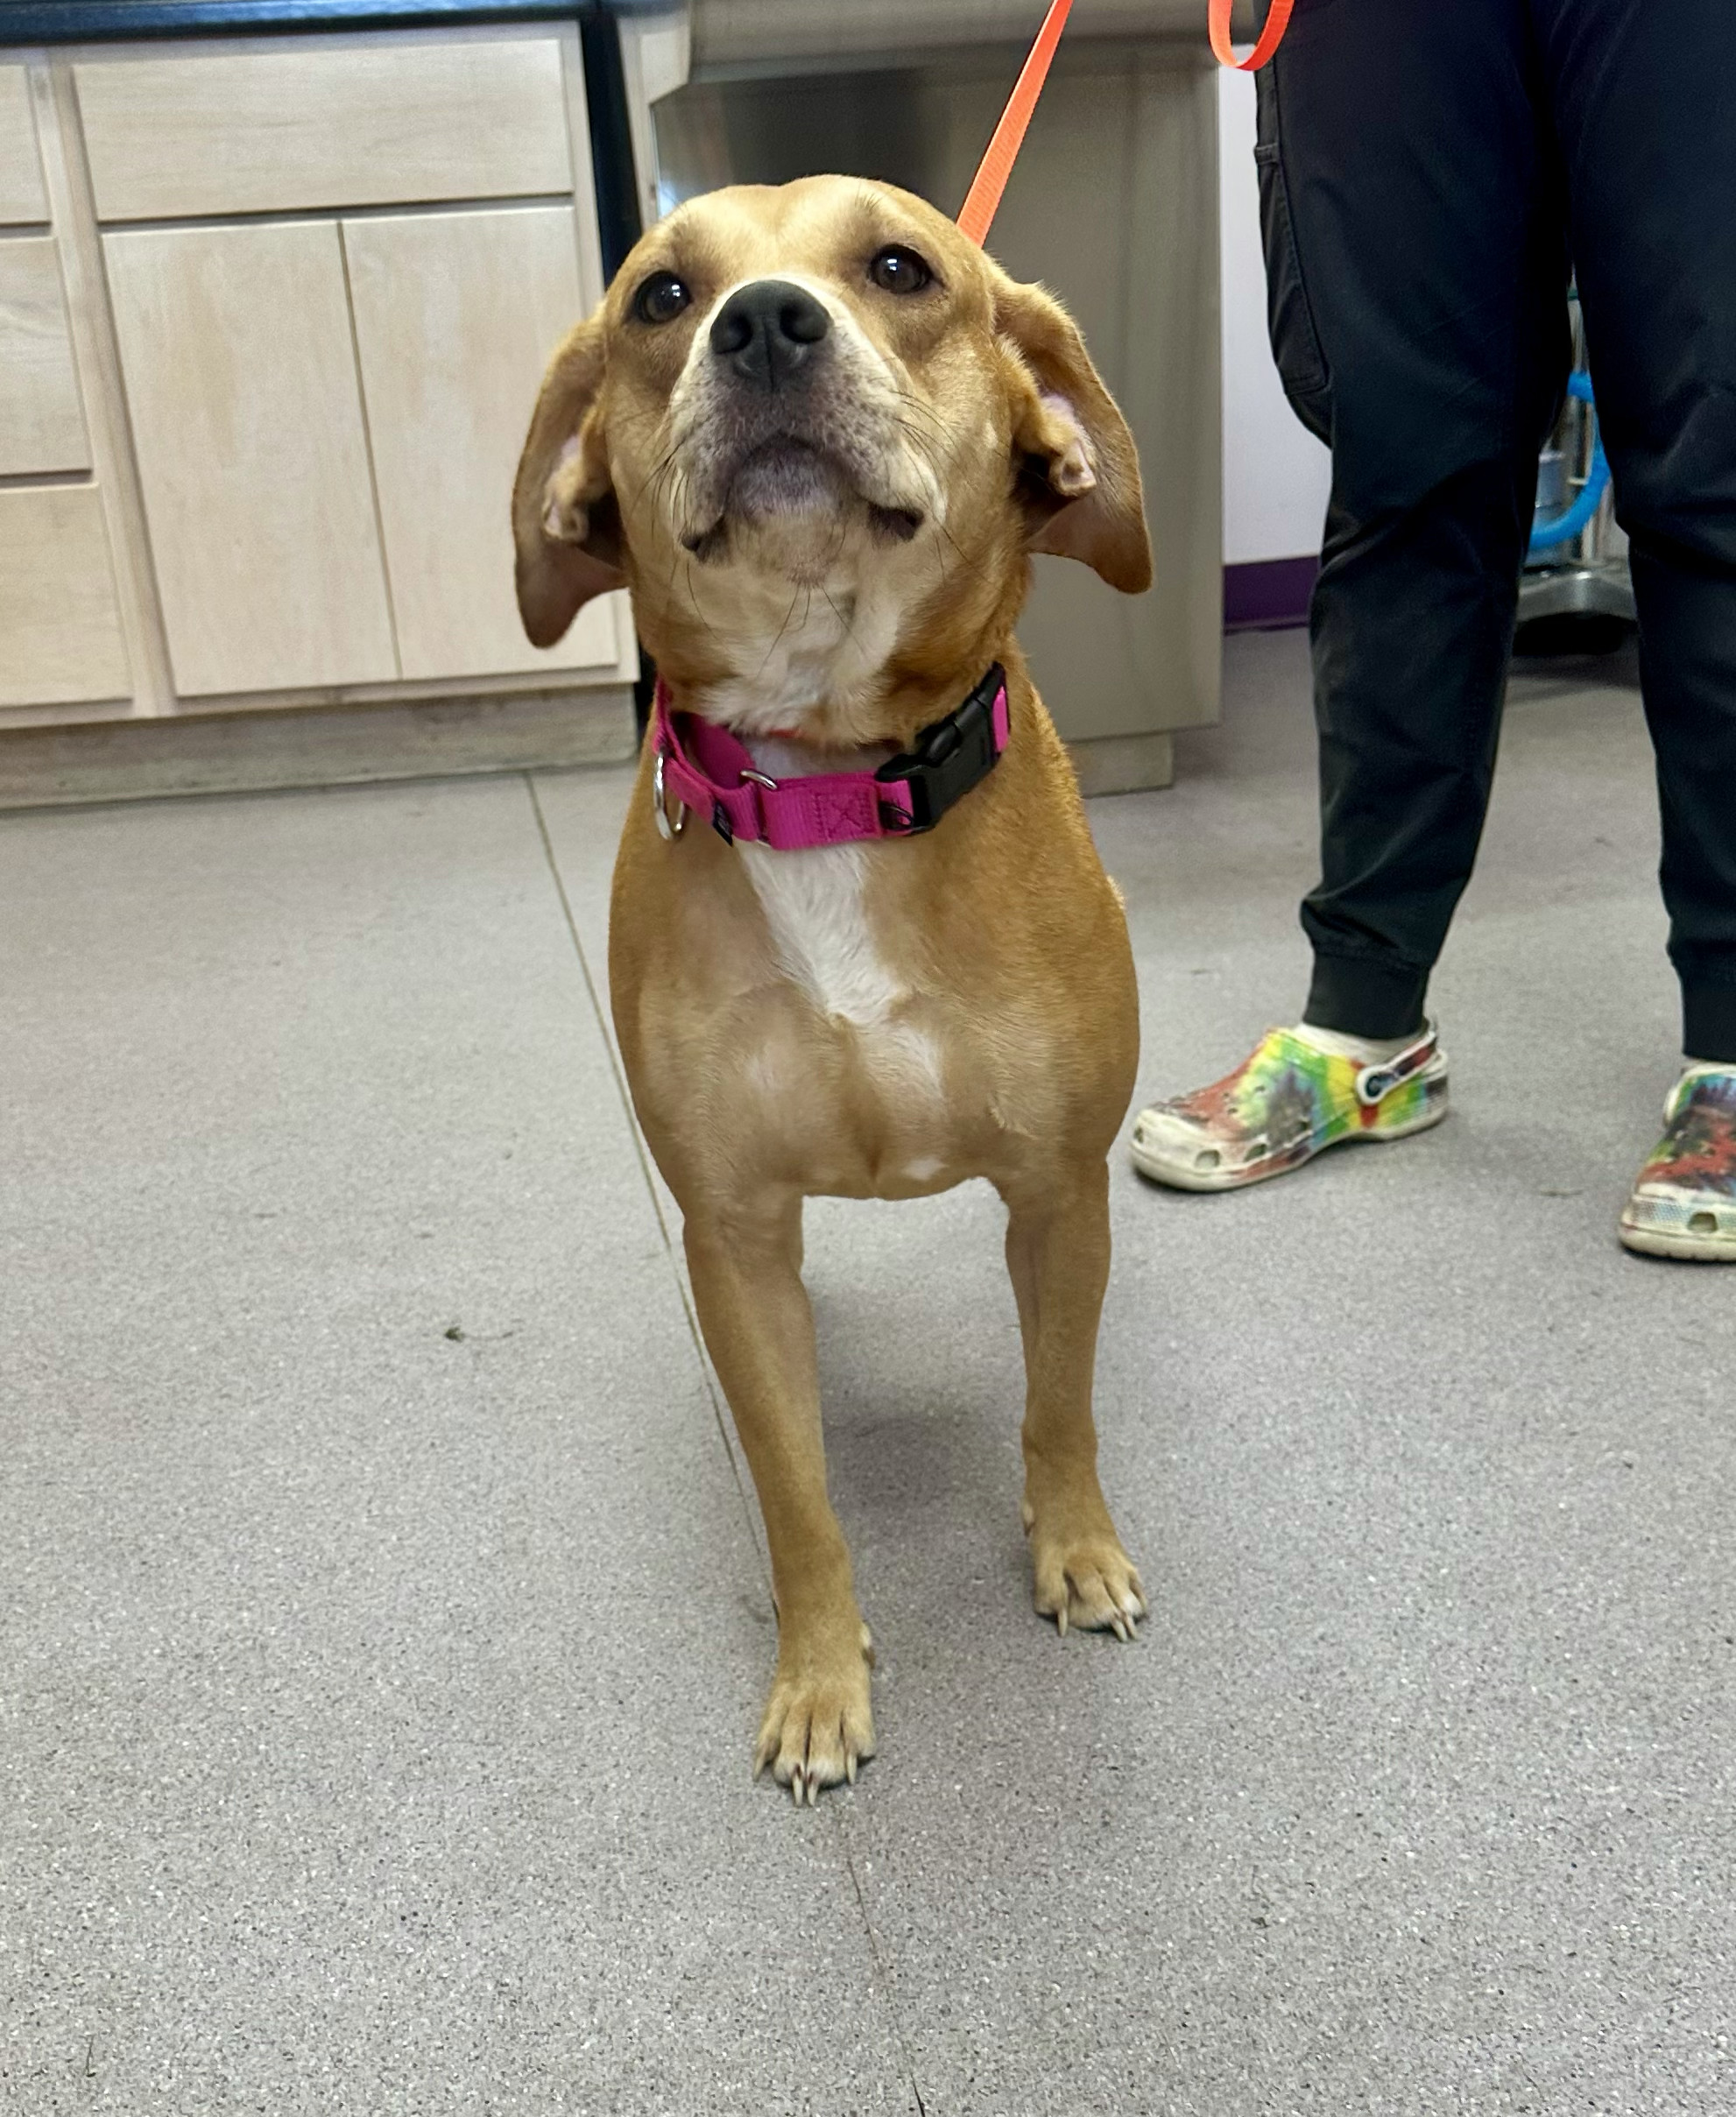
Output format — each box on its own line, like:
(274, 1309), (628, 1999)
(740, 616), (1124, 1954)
(1224, 554), (1319, 633)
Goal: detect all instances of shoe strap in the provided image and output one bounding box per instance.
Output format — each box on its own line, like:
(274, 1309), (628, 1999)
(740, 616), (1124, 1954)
(1665, 1062), (1736, 1124)
(1353, 1024), (1439, 1109)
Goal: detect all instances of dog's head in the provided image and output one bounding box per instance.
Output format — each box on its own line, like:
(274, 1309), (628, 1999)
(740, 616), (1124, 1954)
(514, 176), (1150, 742)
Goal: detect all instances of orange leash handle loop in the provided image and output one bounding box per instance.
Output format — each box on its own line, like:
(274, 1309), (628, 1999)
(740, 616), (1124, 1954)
(956, 0), (1075, 248)
(1210, 0), (1295, 71)
(958, 0), (1295, 251)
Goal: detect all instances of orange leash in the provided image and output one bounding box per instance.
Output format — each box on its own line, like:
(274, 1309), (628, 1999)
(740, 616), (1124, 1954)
(956, 0), (1076, 248)
(1209, 0), (1295, 72)
(959, 0), (1295, 247)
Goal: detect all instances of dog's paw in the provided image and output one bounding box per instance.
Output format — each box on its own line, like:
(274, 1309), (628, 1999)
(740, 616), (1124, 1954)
(753, 1623), (877, 1805)
(1024, 1499), (1147, 1642)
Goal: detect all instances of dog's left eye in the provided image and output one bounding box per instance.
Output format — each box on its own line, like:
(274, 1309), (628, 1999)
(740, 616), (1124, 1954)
(634, 271), (694, 326)
(869, 246), (934, 295)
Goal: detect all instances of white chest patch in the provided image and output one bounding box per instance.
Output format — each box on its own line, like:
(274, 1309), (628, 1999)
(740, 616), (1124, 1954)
(737, 840), (900, 1026)
(737, 836), (949, 1117)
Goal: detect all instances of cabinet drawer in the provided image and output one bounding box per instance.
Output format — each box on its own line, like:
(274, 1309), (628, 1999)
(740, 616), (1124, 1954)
(0, 65), (46, 224)
(75, 38), (575, 222)
(0, 486), (130, 709)
(0, 238), (89, 476)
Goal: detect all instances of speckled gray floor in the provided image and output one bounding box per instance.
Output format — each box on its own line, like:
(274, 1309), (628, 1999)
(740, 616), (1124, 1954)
(3, 632), (1732, 2115)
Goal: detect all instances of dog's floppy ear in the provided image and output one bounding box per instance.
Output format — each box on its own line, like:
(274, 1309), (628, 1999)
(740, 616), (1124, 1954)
(512, 310), (627, 648)
(993, 272), (1153, 595)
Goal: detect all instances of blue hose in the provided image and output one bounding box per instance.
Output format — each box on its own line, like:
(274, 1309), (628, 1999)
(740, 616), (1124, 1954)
(1529, 371), (1610, 554)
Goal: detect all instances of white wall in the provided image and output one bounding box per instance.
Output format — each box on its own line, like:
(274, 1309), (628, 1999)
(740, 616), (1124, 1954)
(1218, 67), (1331, 566)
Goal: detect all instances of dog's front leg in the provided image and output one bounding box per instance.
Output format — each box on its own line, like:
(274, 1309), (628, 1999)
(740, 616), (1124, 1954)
(1002, 1161), (1147, 1641)
(683, 1192), (874, 1803)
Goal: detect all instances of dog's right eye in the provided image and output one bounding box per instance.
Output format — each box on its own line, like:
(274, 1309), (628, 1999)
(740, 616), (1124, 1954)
(634, 272), (693, 327)
(869, 245), (934, 295)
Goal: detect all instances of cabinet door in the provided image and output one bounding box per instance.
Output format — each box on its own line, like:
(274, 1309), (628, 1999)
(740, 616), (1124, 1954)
(103, 220), (396, 697)
(342, 205), (623, 681)
(0, 486), (131, 709)
(0, 237), (90, 475)
(0, 66), (46, 225)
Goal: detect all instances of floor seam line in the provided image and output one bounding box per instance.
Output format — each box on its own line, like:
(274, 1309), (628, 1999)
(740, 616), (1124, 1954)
(523, 772), (767, 1579)
(840, 1835), (927, 2114)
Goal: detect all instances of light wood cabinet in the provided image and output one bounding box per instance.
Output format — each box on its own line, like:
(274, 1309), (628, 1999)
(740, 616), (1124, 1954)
(0, 65), (44, 223)
(74, 39), (575, 222)
(343, 204), (618, 682)
(0, 236), (89, 474)
(104, 220), (398, 697)
(0, 486), (130, 709)
(0, 27), (635, 798)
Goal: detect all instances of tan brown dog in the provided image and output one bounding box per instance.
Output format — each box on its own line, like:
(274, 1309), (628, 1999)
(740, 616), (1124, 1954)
(513, 177), (1149, 1802)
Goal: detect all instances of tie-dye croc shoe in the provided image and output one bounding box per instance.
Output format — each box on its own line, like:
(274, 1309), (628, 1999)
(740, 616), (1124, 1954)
(1619, 1066), (1736, 1262)
(1129, 1024), (1449, 1193)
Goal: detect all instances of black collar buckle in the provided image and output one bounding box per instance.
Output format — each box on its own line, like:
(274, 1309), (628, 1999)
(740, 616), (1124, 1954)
(873, 663), (1006, 835)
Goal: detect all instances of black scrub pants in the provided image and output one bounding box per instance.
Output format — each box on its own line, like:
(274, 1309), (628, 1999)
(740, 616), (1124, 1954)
(1260, 0), (1736, 1062)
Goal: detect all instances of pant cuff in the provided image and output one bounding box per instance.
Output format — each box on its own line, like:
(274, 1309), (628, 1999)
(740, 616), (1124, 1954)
(1683, 984), (1736, 1065)
(1305, 952), (1430, 1041)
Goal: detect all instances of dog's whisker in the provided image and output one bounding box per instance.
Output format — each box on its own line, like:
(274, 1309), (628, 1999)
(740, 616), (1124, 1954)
(750, 582), (807, 683)
(819, 586), (857, 646)
(681, 558), (726, 648)
(624, 441), (681, 524)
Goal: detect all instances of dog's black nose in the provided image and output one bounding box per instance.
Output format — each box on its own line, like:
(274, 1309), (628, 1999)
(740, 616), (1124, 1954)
(709, 279), (830, 391)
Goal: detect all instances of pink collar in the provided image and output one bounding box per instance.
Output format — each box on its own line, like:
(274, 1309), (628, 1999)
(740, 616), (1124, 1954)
(650, 667), (1011, 850)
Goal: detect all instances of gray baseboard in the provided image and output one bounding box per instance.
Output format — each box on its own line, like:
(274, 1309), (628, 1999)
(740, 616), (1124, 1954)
(0, 688), (639, 810)
(1068, 731), (1175, 797)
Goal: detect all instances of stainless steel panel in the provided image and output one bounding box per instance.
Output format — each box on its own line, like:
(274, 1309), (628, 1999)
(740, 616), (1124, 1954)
(686, 0), (1212, 74)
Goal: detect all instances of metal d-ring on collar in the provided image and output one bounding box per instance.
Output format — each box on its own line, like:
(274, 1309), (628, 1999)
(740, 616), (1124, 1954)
(652, 751), (688, 840)
(655, 752), (777, 840)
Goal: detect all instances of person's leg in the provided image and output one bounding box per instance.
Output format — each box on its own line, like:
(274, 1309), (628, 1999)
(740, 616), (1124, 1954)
(1263, 0), (1570, 1037)
(1133, 0), (1568, 1193)
(1541, 0), (1736, 1259)
(1542, 0), (1736, 1069)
